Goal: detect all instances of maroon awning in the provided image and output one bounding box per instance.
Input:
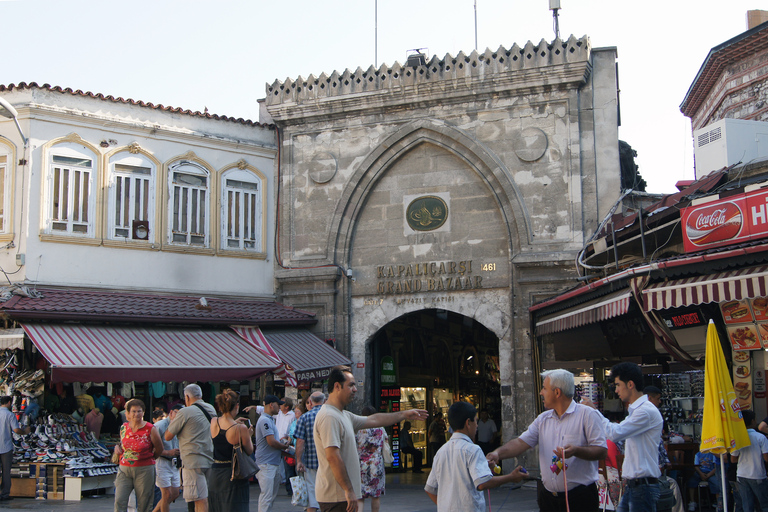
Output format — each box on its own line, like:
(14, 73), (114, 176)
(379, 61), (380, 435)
(22, 323), (279, 383)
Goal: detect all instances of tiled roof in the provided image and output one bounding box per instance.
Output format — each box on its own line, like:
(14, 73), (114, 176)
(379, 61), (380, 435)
(0, 288), (315, 327)
(680, 20), (768, 117)
(0, 82), (268, 127)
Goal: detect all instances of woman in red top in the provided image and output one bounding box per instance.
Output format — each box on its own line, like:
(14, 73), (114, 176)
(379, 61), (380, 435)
(114, 399), (163, 512)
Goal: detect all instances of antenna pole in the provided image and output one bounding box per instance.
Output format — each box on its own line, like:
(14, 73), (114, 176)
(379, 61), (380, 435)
(474, 0), (478, 51)
(375, 0), (378, 65)
(552, 7), (560, 39)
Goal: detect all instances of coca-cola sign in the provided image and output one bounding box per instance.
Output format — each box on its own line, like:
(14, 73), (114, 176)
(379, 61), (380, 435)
(685, 202), (742, 247)
(681, 188), (768, 252)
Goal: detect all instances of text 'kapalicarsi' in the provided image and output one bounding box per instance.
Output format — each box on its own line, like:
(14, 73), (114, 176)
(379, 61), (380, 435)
(375, 260), (482, 295)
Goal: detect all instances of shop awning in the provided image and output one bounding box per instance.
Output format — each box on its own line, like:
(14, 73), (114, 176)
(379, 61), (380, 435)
(0, 328), (24, 350)
(641, 265), (768, 311)
(22, 324), (281, 383)
(261, 329), (353, 382)
(534, 290), (632, 335)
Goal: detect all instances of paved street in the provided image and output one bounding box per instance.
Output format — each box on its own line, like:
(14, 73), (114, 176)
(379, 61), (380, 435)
(0, 472), (539, 512)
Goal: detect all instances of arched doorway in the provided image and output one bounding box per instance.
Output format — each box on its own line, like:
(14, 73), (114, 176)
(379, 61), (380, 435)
(369, 308), (500, 467)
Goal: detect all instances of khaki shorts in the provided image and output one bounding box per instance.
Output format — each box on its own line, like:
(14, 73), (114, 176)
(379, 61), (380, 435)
(156, 458), (180, 489)
(182, 468), (210, 502)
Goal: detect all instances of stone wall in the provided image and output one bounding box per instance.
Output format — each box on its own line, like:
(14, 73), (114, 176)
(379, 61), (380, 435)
(267, 36), (621, 470)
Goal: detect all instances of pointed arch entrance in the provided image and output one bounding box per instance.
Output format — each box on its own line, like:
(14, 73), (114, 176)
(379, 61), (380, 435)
(369, 308), (501, 467)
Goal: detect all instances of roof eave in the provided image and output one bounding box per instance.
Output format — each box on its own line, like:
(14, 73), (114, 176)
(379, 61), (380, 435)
(0, 310), (317, 327)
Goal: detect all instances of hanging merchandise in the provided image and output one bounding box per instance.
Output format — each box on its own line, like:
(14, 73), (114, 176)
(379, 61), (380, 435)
(150, 382), (166, 399)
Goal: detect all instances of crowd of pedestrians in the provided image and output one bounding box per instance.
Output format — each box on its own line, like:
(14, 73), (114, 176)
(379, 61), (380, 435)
(85, 361), (768, 512)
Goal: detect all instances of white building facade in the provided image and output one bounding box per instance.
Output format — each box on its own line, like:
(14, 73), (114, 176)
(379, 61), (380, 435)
(0, 84), (277, 297)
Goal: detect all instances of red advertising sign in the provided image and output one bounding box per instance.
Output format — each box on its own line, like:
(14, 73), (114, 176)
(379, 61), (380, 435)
(681, 187), (768, 252)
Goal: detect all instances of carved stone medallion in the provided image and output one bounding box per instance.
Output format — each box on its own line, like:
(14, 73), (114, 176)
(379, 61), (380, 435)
(406, 195), (448, 232)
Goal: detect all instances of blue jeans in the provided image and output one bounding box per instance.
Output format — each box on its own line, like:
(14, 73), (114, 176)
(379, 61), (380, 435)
(617, 483), (660, 512)
(737, 477), (768, 512)
(730, 480), (743, 512)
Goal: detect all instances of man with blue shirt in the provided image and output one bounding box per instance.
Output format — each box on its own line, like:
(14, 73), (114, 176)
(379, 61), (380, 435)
(255, 395), (292, 512)
(595, 362), (663, 512)
(731, 410), (768, 512)
(0, 396), (29, 501)
(295, 391), (326, 512)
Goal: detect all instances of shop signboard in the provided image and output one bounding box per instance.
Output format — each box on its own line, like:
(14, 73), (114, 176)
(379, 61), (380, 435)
(754, 369), (766, 399)
(732, 349), (753, 410)
(660, 308), (707, 330)
(681, 187), (768, 253)
(381, 356), (396, 385)
(380, 387), (401, 468)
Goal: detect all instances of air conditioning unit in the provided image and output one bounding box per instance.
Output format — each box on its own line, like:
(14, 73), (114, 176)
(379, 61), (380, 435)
(694, 119), (768, 178)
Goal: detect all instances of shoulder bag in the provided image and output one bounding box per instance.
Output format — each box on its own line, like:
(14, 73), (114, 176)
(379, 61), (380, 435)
(231, 442), (259, 480)
(382, 435), (394, 465)
(230, 424), (258, 481)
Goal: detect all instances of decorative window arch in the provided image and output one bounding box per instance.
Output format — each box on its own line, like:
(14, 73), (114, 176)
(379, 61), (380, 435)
(0, 138), (13, 235)
(220, 164), (264, 252)
(167, 159), (210, 246)
(44, 139), (98, 236)
(107, 149), (157, 241)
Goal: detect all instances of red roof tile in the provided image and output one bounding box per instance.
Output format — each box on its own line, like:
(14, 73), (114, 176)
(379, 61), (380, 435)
(0, 82), (269, 127)
(0, 288), (315, 327)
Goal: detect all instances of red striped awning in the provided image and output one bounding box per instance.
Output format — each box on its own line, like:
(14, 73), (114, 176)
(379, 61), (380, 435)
(230, 326), (297, 387)
(641, 265), (768, 311)
(22, 324), (281, 383)
(261, 330), (353, 382)
(535, 290), (632, 335)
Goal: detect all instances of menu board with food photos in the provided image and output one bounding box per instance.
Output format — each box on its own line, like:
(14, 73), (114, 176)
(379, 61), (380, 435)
(758, 323), (768, 347)
(753, 298), (768, 321)
(733, 349), (753, 410)
(728, 324), (761, 351)
(721, 300), (755, 324)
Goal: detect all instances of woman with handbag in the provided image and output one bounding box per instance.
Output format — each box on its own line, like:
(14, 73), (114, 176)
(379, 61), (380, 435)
(355, 405), (389, 512)
(208, 390), (254, 512)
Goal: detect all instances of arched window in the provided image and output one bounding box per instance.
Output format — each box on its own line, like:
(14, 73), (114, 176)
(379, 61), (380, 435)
(220, 168), (262, 252)
(46, 143), (97, 236)
(168, 160), (209, 246)
(108, 152), (156, 241)
(0, 141), (11, 234)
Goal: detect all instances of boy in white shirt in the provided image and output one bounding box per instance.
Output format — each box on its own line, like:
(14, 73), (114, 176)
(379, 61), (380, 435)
(425, 401), (528, 512)
(731, 410), (768, 512)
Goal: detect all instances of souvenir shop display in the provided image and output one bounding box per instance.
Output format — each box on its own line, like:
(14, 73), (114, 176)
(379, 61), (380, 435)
(575, 382), (603, 410)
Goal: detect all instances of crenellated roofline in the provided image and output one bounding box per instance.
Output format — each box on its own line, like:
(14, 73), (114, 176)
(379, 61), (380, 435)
(265, 35), (591, 120)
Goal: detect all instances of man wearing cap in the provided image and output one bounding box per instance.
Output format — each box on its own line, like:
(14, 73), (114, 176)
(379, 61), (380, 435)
(255, 395), (292, 512)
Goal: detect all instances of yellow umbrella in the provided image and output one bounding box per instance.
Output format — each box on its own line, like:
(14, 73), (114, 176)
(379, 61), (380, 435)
(700, 320), (750, 511)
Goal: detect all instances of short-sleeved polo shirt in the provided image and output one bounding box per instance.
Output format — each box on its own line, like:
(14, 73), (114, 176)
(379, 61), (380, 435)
(314, 404), (367, 501)
(254, 413), (282, 466)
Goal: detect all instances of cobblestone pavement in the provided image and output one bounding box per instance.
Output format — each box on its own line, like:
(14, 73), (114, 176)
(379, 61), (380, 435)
(0, 472), (540, 512)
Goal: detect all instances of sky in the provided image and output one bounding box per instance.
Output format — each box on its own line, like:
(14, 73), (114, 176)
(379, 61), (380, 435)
(0, 0), (761, 193)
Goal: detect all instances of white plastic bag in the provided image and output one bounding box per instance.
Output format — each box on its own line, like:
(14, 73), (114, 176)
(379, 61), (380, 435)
(290, 475), (309, 507)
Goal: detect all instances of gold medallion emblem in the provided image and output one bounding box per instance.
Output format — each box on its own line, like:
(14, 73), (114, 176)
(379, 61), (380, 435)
(406, 196), (448, 231)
